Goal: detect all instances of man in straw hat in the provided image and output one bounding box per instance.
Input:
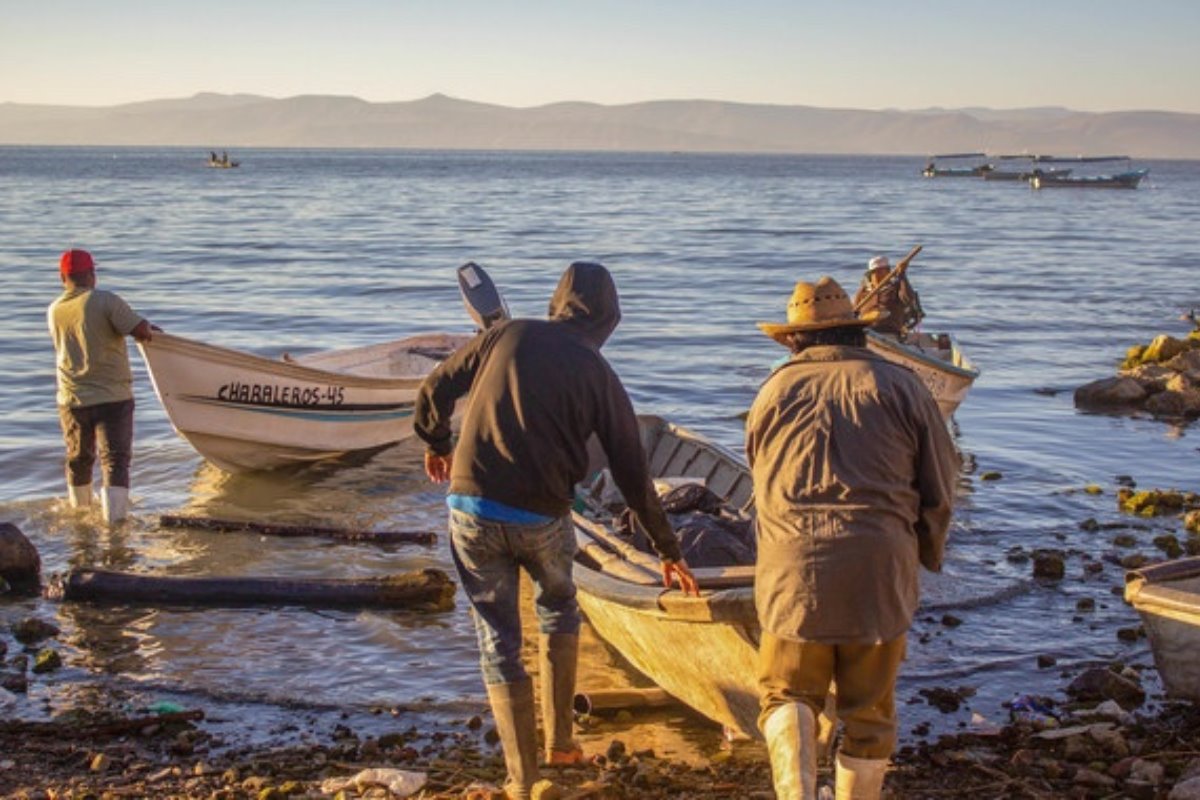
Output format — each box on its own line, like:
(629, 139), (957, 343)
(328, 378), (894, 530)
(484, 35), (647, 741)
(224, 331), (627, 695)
(746, 276), (958, 799)
(414, 261), (697, 800)
(48, 249), (158, 524)
(852, 255), (925, 337)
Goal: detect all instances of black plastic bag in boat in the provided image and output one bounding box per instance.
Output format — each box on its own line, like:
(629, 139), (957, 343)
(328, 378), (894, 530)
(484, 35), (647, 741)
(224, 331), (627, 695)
(616, 508), (756, 567)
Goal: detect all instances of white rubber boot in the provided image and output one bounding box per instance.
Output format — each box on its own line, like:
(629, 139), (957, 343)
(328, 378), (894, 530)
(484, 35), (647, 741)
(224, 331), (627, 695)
(763, 702), (819, 800)
(67, 483), (93, 509)
(101, 486), (129, 525)
(835, 752), (888, 800)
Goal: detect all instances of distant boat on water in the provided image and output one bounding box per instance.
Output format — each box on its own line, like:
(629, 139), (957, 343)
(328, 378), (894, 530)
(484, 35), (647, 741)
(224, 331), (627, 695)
(1029, 156), (1148, 189)
(922, 152), (990, 178)
(207, 151), (239, 169)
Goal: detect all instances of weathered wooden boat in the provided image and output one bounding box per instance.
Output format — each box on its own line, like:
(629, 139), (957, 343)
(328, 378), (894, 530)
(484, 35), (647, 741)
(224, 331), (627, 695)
(1124, 557), (1200, 701)
(921, 152), (990, 178)
(573, 415), (980, 740)
(866, 329), (979, 418)
(1029, 156), (1148, 189)
(138, 331), (471, 473)
(573, 415), (762, 738)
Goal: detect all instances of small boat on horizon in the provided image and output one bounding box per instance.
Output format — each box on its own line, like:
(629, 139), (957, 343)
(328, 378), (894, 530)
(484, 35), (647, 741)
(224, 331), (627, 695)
(1029, 155), (1148, 189)
(982, 154), (1072, 182)
(207, 151), (239, 169)
(922, 152), (991, 178)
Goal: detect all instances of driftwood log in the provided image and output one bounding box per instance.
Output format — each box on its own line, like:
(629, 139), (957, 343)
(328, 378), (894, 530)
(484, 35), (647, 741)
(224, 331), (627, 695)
(49, 568), (455, 611)
(158, 515), (437, 545)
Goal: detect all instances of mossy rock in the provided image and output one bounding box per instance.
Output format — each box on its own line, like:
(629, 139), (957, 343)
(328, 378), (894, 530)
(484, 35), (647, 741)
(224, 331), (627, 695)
(1118, 488), (1186, 516)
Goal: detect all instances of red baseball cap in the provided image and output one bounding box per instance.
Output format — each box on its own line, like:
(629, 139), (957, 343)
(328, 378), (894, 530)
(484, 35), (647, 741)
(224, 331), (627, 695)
(59, 249), (95, 278)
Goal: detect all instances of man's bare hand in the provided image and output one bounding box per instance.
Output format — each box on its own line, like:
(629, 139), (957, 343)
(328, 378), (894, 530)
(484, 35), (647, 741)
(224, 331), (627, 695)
(661, 558), (700, 596)
(424, 451), (452, 483)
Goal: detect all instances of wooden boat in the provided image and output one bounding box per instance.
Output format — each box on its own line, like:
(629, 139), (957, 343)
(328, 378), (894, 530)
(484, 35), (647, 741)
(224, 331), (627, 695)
(1125, 557), (1200, 701)
(866, 329), (979, 418)
(922, 152), (990, 178)
(1029, 156), (1148, 189)
(207, 153), (239, 168)
(573, 415), (991, 740)
(138, 331), (471, 473)
(573, 415), (762, 738)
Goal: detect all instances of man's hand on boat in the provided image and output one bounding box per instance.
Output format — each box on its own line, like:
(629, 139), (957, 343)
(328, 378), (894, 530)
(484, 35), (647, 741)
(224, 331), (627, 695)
(662, 558), (700, 596)
(425, 451), (452, 483)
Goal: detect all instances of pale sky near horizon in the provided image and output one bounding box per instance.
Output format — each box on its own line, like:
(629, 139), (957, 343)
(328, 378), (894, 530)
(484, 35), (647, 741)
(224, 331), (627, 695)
(3, 0), (1198, 113)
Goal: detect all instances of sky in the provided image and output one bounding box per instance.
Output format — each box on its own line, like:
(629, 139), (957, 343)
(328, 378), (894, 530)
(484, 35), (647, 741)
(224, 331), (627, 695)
(2, 0), (1199, 113)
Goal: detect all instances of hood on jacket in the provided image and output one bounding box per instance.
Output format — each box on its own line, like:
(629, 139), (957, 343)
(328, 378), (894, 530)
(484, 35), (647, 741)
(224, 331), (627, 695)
(547, 261), (621, 348)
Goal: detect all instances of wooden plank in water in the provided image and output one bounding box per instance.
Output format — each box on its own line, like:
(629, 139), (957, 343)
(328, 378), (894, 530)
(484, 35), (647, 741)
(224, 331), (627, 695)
(158, 515), (436, 545)
(49, 568), (456, 611)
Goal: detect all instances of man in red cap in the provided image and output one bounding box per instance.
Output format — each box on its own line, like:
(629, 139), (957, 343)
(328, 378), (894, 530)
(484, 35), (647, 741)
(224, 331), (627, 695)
(47, 249), (158, 524)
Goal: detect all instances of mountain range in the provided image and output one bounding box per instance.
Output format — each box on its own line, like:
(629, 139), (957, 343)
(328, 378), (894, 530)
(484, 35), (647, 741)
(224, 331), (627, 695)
(1, 93), (1197, 159)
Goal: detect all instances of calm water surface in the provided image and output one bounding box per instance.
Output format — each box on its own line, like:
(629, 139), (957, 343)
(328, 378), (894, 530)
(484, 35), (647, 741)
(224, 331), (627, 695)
(2, 147), (1199, 756)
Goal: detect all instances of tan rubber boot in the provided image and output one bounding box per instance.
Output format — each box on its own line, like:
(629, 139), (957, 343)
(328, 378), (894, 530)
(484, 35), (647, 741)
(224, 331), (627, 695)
(486, 679), (541, 800)
(834, 752), (887, 800)
(101, 486), (129, 524)
(539, 633), (584, 764)
(763, 702), (819, 800)
(67, 483), (93, 509)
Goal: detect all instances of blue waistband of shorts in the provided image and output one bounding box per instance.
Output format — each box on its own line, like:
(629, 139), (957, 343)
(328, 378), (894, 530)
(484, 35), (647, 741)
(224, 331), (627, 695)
(447, 494), (555, 525)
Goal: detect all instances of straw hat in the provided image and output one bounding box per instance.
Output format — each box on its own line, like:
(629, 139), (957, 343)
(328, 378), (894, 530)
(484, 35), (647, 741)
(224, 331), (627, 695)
(757, 276), (883, 344)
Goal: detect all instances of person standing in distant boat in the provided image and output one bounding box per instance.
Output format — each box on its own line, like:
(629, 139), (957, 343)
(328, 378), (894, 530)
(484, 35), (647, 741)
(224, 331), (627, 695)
(852, 255), (924, 336)
(747, 276), (958, 800)
(414, 261), (698, 800)
(48, 249), (158, 524)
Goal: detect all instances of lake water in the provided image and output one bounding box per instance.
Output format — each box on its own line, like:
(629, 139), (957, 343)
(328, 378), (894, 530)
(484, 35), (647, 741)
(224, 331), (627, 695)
(2, 147), (1198, 757)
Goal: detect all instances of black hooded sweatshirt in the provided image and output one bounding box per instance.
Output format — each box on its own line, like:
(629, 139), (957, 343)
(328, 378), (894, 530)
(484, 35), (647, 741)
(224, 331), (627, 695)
(413, 262), (682, 562)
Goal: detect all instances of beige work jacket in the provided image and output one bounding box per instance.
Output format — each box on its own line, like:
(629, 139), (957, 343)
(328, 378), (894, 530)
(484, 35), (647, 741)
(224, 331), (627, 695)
(746, 345), (959, 644)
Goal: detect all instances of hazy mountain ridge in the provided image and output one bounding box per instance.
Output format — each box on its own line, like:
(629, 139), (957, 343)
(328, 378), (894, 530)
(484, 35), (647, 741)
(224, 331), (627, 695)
(1, 93), (1197, 158)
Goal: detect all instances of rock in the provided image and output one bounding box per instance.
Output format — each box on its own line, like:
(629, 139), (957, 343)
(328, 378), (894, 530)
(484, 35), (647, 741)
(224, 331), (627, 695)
(1187, 510), (1200, 535)
(0, 523), (40, 594)
(1124, 363), (1175, 393)
(12, 617), (60, 645)
(1170, 776), (1200, 800)
(1066, 667), (1145, 709)
(1144, 389), (1200, 418)
(1142, 334), (1191, 364)
(530, 779), (562, 800)
(979, 471), (1002, 481)
(31, 649), (62, 674)
(1129, 758), (1165, 786)
(1072, 767), (1116, 788)
(1074, 377), (1147, 409)
(1032, 551), (1066, 580)
(1037, 655), (1057, 668)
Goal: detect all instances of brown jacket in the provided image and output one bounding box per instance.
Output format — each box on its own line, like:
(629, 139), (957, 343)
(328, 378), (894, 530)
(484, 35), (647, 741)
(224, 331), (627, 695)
(853, 276), (923, 335)
(413, 262), (682, 562)
(746, 345), (958, 644)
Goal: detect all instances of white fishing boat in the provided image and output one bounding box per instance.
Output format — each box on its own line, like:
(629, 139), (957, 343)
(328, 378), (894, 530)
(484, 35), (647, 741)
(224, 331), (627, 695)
(866, 330), (979, 419)
(138, 331), (471, 473)
(1125, 557), (1200, 701)
(921, 152), (990, 178)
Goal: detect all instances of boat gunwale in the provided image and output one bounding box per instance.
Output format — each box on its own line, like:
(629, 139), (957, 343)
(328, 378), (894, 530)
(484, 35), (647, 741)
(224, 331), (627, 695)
(140, 331), (451, 390)
(865, 330), (980, 379)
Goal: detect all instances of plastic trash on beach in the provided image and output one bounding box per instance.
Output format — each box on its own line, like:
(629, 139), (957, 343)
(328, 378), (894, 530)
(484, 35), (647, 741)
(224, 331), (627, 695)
(320, 767), (427, 797)
(1008, 694), (1059, 729)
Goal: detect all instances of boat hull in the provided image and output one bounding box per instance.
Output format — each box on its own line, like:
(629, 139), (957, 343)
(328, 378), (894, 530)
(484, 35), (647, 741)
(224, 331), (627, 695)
(138, 331), (470, 473)
(575, 566), (762, 737)
(865, 330), (979, 418)
(1031, 169), (1147, 189)
(1125, 558), (1200, 701)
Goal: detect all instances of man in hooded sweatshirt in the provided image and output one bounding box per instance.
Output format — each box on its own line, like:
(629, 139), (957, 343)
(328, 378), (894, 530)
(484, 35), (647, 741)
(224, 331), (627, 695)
(414, 261), (698, 800)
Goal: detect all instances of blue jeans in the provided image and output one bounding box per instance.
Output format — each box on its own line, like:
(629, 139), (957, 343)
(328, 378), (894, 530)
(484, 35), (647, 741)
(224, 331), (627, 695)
(449, 508), (580, 685)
